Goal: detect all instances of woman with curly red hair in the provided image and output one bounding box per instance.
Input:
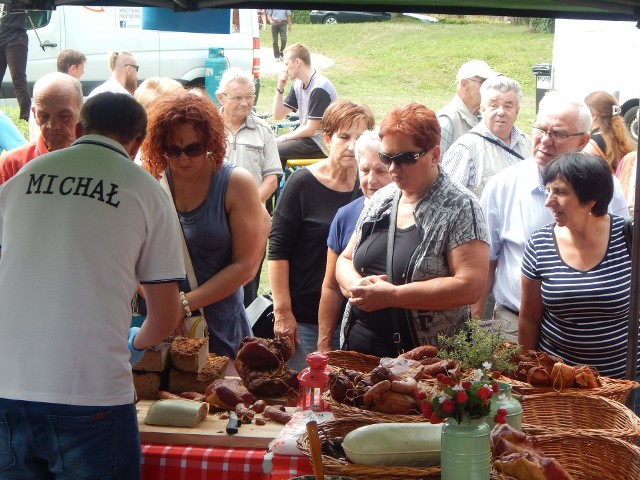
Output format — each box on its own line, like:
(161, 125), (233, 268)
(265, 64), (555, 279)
(142, 92), (270, 358)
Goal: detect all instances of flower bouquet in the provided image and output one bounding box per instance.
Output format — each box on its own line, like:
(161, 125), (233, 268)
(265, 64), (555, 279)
(417, 362), (508, 425)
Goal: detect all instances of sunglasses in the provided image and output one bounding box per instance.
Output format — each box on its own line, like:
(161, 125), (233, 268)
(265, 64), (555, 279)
(378, 150), (426, 167)
(124, 64), (139, 72)
(163, 142), (207, 158)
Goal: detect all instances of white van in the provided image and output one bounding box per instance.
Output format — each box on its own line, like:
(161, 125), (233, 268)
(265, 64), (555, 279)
(0, 6), (261, 104)
(551, 18), (639, 141)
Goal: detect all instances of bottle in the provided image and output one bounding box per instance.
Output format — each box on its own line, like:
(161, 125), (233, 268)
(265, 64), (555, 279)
(297, 352), (330, 412)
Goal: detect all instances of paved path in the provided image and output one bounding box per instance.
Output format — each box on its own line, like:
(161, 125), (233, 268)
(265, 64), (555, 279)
(259, 47), (334, 76)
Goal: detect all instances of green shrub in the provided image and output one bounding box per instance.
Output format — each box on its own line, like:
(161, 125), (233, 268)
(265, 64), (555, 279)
(292, 10), (310, 24)
(529, 18), (554, 33)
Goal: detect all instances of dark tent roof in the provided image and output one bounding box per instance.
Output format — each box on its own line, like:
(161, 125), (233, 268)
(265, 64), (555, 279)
(15, 0), (640, 21)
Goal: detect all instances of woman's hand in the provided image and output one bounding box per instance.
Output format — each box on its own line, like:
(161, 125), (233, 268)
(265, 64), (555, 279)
(348, 275), (393, 311)
(273, 309), (299, 351)
(172, 318), (189, 337)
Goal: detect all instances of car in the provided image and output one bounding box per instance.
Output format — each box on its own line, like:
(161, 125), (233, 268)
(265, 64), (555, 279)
(309, 11), (391, 25)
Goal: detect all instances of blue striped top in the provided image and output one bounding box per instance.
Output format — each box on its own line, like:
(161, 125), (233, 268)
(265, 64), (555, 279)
(521, 214), (637, 378)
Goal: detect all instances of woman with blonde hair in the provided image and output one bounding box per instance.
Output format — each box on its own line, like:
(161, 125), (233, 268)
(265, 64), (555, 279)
(583, 90), (636, 171)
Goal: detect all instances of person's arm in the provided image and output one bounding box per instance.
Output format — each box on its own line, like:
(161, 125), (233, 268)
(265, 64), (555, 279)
(287, 12), (292, 31)
(133, 282), (183, 349)
(335, 232), (365, 297)
(277, 118), (321, 143)
(348, 240), (489, 312)
(438, 115), (454, 159)
(268, 258), (300, 349)
(518, 275), (543, 350)
(185, 168), (270, 311)
(317, 248), (343, 352)
(258, 174), (278, 202)
(471, 259), (497, 319)
(441, 143), (472, 187)
(273, 70), (293, 121)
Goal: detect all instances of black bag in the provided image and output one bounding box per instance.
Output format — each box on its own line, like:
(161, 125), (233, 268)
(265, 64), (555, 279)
(246, 293), (275, 339)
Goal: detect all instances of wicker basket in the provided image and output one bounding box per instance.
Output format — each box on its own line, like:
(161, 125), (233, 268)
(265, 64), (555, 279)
(493, 433), (640, 480)
(520, 392), (640, 443)
(325, 394), (428, 423)
(503, 375), (639, 403)
(326, 350), (381, 373)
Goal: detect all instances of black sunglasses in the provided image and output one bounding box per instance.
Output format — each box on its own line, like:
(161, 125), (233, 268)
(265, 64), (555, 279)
(163, 142), (207, 158)
(125, 64), (139, 72)
(378, 150), (426, 167)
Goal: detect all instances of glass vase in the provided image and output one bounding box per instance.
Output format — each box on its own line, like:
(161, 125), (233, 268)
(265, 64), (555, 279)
(440, 415), (490, 480)
(488, 381), (523, 431)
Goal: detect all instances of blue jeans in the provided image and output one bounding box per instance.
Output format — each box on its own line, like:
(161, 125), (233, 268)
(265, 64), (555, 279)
(286, 323), (340, 372)
(0, 399), (141, 479)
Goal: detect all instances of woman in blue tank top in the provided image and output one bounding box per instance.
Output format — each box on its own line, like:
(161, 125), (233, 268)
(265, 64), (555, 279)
(142, 92), (270, 359)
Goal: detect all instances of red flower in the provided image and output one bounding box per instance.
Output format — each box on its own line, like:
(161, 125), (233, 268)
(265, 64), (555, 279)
(436, 373), (446, 383)
(492, 371), (501, 379)
(415, 391), (427, 401)
(455, 390), (468, 403)
(494, 414), (507, 424)
(492, 382), (500, 393)
(442, 399), (456, 413)
(441, 376), (452, 386)
(461, 381), (472, 390)
(420, 402), (433, 418)
(477, 386), (493, 400)
(497, 408), (508, 416)
(430, 412), (443, 424)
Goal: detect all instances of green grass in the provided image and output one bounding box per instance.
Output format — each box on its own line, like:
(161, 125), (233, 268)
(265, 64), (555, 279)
(256, 17), (553, 129)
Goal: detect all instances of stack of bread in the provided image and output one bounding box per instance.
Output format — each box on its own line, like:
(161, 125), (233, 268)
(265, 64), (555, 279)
(132, 336), (229, 399)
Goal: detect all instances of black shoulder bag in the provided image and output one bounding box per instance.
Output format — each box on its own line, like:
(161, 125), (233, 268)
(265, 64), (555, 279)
(624, 216), (634, 255)
(468, 131), (525, 160)
(387, 191), (420, 354)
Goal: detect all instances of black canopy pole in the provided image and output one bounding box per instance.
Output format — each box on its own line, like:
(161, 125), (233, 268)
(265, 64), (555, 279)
(625, 99), (640, 410)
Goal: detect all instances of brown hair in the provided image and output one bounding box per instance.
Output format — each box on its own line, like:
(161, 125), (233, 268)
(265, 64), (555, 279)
(585, 90), (635, 170)
(322, 99), (375, 138)
(142, 92), (226, 179)
(379, 103), (440, 152)
(57, 49), (86, 74)
(283, 43), (311, 66)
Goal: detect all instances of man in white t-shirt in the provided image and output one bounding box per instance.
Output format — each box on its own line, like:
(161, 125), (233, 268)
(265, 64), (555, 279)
(88, 50), (138, 98)
(0, 92), (184, 479)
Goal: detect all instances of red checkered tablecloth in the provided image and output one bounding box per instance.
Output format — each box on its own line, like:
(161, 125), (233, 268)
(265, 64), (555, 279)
(269, 453), (313, 480)
(141, 443), (269, 480)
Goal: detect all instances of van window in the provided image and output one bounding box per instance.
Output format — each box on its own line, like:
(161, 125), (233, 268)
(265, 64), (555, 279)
(26, 11), (51, 30)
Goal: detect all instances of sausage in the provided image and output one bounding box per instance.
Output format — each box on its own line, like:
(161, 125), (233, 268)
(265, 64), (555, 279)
(252, 399), (267, 413)
(263, 405), (292, 424)
(362, 379), (391, 407)
(390, 377), (417, 395)
(235, 403), (255, 423)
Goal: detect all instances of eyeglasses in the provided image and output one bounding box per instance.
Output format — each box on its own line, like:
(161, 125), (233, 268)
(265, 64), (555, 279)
(532, 126), (585, 144)
(163, 142), (207, 158)
(125, 64), (139, 72)
(221, 92), (256, 103)
(378, 150), (426, 167)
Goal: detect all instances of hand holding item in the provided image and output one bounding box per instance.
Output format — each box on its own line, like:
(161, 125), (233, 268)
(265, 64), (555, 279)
(273, 308), (299, 350)
(348, 275), (393, 312)
(128, 327), (146, 366)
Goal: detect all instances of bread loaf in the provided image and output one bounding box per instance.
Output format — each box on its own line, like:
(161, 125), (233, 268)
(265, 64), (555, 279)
(169, 354), (229, 393)
(134, 338), (173, 372)
(133, 371), (163, 400)
(170, 337), (208, 373)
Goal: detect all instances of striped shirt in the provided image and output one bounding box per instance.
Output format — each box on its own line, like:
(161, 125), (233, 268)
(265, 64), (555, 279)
(521, 215), (637, 378)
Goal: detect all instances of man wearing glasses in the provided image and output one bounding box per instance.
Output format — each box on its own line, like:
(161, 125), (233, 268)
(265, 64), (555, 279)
(88, 51), (139, 98)
(437, 60), (500, 160)
(216, 67), (282, 306)
(473, 91), (628, 340)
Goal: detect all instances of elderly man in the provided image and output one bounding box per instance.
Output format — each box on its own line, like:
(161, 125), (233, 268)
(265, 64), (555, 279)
(217, 67), (282, 306)
(273, 42), (337, 169)
(442, 76), (531, 197)
(88, 51), (138, 97)
(473, 91), (629, 340)
(0, 72), (83, 184)
(0, 92), (184, 479)
(438, 60), (500, 159)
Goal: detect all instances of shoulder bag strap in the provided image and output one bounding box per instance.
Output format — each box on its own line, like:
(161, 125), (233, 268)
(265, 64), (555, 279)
(625, 216), (634, 256)
(468, 131), (525, 160)
(160, 172), (198, 291)
(350, 170), (360, 202)
(386, 191), (419, 354)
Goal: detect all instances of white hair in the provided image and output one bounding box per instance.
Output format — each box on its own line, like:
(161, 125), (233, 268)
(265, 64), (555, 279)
(538, 91), (592, 133)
